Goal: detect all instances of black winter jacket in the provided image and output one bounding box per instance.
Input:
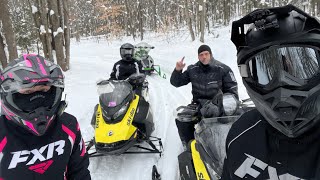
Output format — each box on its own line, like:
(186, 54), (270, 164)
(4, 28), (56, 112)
(170, 59), (238, 103)
(221, 109), (320, 179)
(0, 113), (91, 180)
(109, 59), (144, 80)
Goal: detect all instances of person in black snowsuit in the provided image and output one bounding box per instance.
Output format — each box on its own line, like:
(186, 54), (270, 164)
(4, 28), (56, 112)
(170, 45), (239, 147)
(109, 43), (144, 80)
(222, 5), (320, 179)
(109, 43), (145, 98)
(0, 54), (91, 180)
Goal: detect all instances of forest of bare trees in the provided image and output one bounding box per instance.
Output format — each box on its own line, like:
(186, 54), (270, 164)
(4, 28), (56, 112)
(1, 0), (320, 70)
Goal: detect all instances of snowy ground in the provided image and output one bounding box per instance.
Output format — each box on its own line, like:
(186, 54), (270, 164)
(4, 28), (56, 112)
(63, 27), (249, 180)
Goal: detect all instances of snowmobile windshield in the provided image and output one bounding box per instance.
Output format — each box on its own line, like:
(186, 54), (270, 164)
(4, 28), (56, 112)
(97, 80), (133, 123)
(134, 42), (154, 60)
(239, 45), (320, 92)
(194, 116), (239, 176)
(135, 47), (151, 57)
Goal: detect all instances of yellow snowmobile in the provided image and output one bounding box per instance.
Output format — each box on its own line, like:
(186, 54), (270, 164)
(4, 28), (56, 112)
(86, 74), (163, 157)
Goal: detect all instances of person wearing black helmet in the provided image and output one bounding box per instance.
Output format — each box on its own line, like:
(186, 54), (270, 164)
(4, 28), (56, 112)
(0, 54), (91, 179)
(109, 43), (144, 80)
(170, 45), (239, 148)
(222, 5), (320, 179)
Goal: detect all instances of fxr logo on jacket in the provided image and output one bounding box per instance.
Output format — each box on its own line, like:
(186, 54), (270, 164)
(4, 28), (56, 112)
(235, 153), (304, 180)
(8, 140), (65, 169)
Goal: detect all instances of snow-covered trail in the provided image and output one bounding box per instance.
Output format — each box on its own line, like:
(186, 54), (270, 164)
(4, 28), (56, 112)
(62, 27), (248, 180)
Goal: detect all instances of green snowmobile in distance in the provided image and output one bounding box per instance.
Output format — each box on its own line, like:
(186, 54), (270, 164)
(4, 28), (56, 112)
(134, 42), (166, 79)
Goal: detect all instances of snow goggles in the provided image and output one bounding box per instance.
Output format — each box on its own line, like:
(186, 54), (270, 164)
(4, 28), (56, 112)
(239, 45), (320, 91)
(120, 48), (134, 55)
(1, 78), (64, 94)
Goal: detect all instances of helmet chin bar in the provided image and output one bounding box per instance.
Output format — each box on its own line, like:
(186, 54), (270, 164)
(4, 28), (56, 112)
(2, 94), (65, 136)
(245, 81), (320, 138)
(124, 54), (133, 61)
(23, 105), (58, 136)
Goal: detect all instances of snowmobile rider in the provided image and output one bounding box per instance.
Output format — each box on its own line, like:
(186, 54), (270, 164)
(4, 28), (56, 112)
(170, 44), (239, 147)
(109, 43), (144, 80)
(222, 5), (320, 179)
(0, 54), (91, 179)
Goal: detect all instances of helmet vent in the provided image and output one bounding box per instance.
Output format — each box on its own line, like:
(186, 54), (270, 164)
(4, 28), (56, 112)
(279, 119), (303, 129)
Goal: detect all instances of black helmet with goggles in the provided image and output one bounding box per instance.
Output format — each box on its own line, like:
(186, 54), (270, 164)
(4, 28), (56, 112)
(231, 4), (320, 138)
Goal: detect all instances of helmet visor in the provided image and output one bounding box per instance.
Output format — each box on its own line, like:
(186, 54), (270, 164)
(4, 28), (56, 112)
(1, 78), (64, 94)
(120, 48), (134, 56)
(245, 46), (319, 86)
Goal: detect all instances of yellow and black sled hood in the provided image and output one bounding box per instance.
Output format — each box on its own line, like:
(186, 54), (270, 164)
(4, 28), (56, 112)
(94, 95), (140, 154)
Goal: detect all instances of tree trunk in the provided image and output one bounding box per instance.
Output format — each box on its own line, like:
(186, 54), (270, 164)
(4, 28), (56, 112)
(29, 0), (46, 55)
(47, 0), (65, 70)
(124, 14), (129, 36)
(124, 0), (135, 39)
(138, 0), (143, 40)
(63, 0), (70, 71)
(184, 0), (195, 41)
(33, 0), (53, 60)
(317, 1), (320, 16)
(223, 0), (230, 25)
(152, 0), (157, 31)
(75, 23), (80, 42)
(200, 0), (206, 42)
(0, 33), (8, 68)
(311, 0), (316, 16)
(0, 0), (18, 61)
(196, 1), (200, 36)
(41, 0), (53, 60)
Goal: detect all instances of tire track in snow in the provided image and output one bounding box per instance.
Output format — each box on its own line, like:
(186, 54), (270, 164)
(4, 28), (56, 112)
(147, 74), (191, 180)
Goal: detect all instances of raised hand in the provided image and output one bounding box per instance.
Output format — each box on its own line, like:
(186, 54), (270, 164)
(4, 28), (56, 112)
(175, 56), (186, 71)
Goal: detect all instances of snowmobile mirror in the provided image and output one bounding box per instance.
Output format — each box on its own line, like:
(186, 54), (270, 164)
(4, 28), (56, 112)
(223, 94), (239, 116)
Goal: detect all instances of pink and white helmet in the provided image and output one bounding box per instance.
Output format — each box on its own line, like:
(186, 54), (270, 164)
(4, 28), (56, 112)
(0, 54), (65, 136)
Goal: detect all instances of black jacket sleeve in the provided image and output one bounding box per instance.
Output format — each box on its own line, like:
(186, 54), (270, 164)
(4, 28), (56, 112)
(222, 66), (239, 100)
(170, 68), (190, 87)
(221, 120), (233, 180)
(66, 126), (91, 180)
(109, 63), (118, 80)
(221, 157), (231, 179)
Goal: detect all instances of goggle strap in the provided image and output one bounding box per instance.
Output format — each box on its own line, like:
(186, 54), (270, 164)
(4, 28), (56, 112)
(238, 64), (249, 77)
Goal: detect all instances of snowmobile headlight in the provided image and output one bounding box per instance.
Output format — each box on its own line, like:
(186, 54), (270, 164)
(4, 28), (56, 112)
(113, 103), (129, 120)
